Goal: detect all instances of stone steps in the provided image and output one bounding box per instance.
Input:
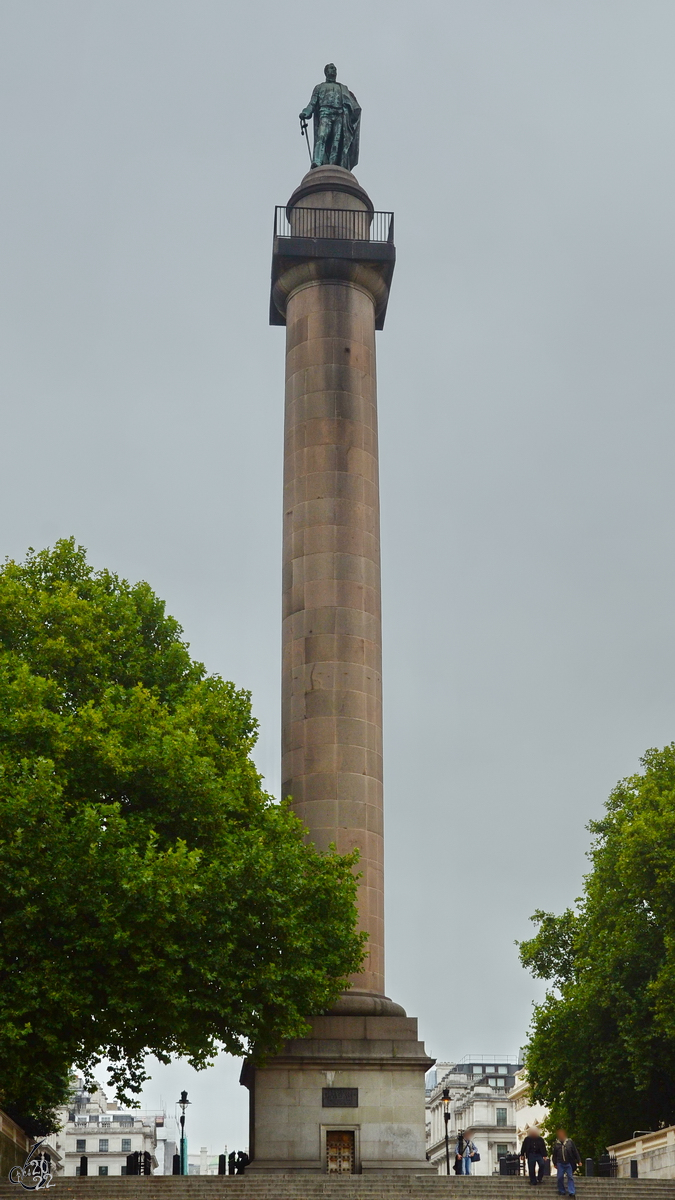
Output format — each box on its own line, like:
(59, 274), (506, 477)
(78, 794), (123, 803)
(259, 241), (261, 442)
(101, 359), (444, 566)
(0, 1179), (671, 1200)
(4, 1181), (668, 1188)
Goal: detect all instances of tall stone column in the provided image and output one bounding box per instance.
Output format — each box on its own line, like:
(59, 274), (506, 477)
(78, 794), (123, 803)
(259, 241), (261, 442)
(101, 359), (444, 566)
(281, 167), (385, 997)
(242, 165), (433, 1176)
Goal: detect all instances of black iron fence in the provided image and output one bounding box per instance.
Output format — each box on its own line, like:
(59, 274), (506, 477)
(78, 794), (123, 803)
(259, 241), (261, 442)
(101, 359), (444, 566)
(499, 1155), (618, 1179)
(596, 1153), (618, 1178)
(274, 206), (394, 243)
(499, 1155), (523, 1176)
(125, 1150), (152, 1176)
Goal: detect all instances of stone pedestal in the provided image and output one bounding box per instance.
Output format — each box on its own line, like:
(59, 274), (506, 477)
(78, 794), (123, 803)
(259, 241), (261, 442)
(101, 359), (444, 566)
(242, 1004), (432, 1174)
(243, 165), (433, 1175)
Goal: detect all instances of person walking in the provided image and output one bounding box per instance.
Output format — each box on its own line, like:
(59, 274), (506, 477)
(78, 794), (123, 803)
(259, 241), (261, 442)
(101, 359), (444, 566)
(520, 1126), (549, 1185)
(455, 1128), (478, 1175)
(552, 1128), (581, 1196)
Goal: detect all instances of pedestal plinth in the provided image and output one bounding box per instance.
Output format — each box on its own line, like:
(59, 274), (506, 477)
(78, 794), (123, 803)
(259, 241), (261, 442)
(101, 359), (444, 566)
(242, 166), (433, 1175)
(242, 1006), (433, 1174)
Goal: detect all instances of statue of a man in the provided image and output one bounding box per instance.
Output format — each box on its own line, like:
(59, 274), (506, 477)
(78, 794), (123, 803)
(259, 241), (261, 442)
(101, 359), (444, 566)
(299, 64), (361, 171)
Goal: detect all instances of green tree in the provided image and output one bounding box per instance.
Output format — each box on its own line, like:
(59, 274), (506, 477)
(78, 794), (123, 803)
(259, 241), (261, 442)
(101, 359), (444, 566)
(519, 746), (675, 1156)
(0, 540), (365, 1131)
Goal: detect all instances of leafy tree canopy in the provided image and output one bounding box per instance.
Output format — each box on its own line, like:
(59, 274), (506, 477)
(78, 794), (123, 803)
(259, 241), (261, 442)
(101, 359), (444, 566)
(0, 540), (365, 1131)
(519, 746), (675, 1156)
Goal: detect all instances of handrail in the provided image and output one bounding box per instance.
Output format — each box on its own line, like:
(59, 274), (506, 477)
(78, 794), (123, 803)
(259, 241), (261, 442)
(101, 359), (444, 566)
(274, 206), (394, 243)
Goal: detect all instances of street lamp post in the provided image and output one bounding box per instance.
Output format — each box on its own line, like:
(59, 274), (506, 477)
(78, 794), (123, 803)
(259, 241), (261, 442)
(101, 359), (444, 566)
(177, 1091), (190, 1176)
(442, 1088), (451, 1175)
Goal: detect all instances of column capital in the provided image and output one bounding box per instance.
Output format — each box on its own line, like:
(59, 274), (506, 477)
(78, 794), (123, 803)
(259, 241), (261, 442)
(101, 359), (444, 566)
(270, 170), (395, 329)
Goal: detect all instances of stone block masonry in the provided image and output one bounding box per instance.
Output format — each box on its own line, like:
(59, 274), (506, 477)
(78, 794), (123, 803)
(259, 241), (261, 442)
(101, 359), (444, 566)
(282, 273), (384, 995)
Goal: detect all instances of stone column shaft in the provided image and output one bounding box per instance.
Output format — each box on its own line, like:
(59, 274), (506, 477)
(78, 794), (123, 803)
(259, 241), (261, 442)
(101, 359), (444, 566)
(282, 276), (384, 996)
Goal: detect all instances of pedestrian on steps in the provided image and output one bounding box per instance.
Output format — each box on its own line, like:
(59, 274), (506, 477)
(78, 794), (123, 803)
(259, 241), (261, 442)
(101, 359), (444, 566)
(235, 1151), (249, 1175)
(520, 1126), (549, 1185)
(552, 1128), (581, 1196)
(455, 1128), (478, 1175)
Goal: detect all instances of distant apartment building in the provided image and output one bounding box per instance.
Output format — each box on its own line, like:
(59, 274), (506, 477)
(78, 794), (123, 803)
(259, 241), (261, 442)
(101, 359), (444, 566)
(55, 1077), (163, 1176)
(425, 1056), (522, 1176)
(154, 1117), (179, 1176)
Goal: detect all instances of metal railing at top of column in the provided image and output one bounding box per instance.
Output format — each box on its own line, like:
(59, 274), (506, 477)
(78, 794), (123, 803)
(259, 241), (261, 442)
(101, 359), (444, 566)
(274, 206), (394, 243)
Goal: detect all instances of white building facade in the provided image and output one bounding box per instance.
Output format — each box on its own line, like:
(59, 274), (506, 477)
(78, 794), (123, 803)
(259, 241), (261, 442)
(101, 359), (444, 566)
(426, 1058), (522, 1176)
(56, 1078), (162, 1176)
(510, 1068), (549, 1147)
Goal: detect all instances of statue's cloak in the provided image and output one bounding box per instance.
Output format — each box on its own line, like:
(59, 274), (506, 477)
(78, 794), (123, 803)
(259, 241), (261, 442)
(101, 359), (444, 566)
(313, 83), (361, 171)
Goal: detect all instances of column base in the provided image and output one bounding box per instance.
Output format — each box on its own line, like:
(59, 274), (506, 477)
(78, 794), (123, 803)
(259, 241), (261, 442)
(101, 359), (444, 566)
(241, 998), (435, 1175)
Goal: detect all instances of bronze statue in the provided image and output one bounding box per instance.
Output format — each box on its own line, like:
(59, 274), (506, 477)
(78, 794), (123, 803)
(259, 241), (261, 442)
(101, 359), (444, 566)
(299, 64), (361, 171)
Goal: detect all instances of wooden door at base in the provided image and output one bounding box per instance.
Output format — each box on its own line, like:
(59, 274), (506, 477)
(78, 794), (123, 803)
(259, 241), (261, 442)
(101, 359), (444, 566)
(326, 1130), (355, 1174)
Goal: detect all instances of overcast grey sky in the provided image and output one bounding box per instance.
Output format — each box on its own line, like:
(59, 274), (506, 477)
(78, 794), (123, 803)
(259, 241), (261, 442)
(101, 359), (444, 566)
(2, 0), (675, 1157)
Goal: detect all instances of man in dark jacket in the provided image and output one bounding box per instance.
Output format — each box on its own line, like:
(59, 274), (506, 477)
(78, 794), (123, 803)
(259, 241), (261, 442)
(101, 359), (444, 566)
(552, 1129), (581, 1196)
(520, 1127), (549, 1185)
(235, 1151), (249, 1175)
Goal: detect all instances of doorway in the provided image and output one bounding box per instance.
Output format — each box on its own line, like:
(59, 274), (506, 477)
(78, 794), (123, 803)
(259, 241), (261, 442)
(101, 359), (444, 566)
(326, 1130), (355, 1174)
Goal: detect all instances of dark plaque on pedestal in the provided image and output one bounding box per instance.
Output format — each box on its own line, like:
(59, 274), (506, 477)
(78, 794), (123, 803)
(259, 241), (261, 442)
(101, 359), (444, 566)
(322, 1087), (358, 1108)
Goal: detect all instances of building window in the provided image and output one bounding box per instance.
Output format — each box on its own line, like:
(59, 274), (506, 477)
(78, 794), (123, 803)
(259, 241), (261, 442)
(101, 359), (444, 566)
(99, 1139), (109, 1153)
(496, 1107), (507, 1127)
(498, 1065), (508, 1074)
(76, 1140), (86, 1153)
(486, 1066), (495, 1074)
(496, 1078), (505, 1088)
(497, 1144), (509, 1159)
(75, 1168), (81, 1177)
(98, 1166), (108, 1176)
(121, 1139), (131, 1153)
(121, 1167), (127, 1176)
